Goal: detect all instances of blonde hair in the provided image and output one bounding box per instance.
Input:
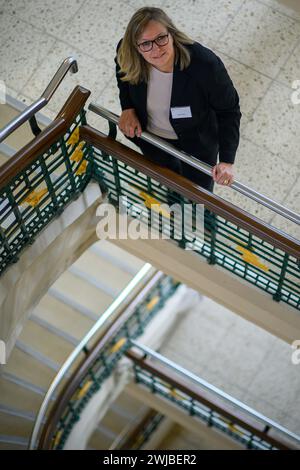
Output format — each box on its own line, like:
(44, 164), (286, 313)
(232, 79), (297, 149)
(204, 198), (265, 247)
(117, 7), (194, 85)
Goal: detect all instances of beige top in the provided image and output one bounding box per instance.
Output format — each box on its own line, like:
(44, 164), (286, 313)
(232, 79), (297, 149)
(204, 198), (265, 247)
(146, 65), (178, 140)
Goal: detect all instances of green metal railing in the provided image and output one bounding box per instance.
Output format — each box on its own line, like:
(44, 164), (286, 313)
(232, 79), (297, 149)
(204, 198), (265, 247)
(0, 110), (94, 275)
(132, 364), (276, 450)
(91, 147), (300, 311)
(48, 275), (179, 450)
(127, 341), (300, 450)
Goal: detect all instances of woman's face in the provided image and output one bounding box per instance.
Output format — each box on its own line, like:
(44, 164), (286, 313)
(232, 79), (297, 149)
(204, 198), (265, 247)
(137, 20), (175, 72)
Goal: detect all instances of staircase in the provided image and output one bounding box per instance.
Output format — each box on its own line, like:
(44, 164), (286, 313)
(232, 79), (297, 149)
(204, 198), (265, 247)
(0, 237), (144, 450)
(1, 89), (300, 450)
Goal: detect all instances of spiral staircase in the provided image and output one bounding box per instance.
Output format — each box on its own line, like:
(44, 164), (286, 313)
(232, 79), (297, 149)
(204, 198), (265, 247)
(0, 61), (299, 450)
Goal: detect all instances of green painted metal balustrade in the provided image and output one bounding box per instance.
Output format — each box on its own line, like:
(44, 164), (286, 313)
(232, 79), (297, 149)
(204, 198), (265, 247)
(132, 364), (279, 450)
(48, 275), (179, 449)
(92, 143), (300, 310)
(0, 110), (93, 274)
(0, 95), (299, 312)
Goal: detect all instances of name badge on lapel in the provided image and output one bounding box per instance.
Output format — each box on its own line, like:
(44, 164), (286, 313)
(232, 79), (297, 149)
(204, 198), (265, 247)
(171, 106), (192, 119)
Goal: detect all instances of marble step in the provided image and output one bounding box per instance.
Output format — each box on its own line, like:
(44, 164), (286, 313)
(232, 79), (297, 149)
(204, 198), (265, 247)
(0, 375), (45, 414)
(18, 320), (74, 365)
(1, 346), (58, 391)
(0, 409), (34, 439)
(51, 270), (113, 318)
(33, 294), (94, 342)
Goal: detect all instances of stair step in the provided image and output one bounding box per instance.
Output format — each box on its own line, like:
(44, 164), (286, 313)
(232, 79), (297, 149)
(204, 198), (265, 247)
(0, 376), (44, 414)
(72, 250), (133, 293)
(0, 435), (28, 449)
(18, 320), (74, 365)
(92, 240), (145, 274)
(33, 294), (94, 342)
(52, 271), (113, 316)
(0, 410), (34, 438)
(2, 347), (56, 391)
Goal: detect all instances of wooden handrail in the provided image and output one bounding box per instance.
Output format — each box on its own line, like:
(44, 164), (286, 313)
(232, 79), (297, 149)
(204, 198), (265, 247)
(80, 125), (300, 259)
(38, 271), (163, 449)
(0, 86), (90, 189)
(125, 349), (295, 450)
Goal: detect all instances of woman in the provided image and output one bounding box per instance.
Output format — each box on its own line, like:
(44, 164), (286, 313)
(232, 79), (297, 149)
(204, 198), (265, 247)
(115, 7), (241, 192)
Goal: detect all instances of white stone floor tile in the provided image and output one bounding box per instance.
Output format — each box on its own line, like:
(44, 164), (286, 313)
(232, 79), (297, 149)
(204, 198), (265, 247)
(54, 0), (137, 62)
(201, 322), (277, 389)
(214, 137), (297, 223)
(159, 298), (236, 369)
(0, 14), (56, 91)
(257, 0), (300, 21)
(244, 339), (300, 415)
(216, 0), (300, 78)
(241, 391), (285, 422)
(2, 0), (85, 37)
(216, 51), (272, 121)
(269, 174), (300, 239)
(277, 41), (300, 87)
(127, 0), (245, 44)
(21, 39), (114, 115)
(0, 11), (22, 49)
(243, 81), (300, 170)
(279, 413), (300, 436)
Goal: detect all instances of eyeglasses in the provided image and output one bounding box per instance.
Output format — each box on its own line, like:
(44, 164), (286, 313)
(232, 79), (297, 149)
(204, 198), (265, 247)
(137, 33), (169, 52)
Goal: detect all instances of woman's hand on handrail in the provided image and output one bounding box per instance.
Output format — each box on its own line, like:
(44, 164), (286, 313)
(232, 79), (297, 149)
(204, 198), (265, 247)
(118, 108), (142, 138)
(212, 162), (234, 186)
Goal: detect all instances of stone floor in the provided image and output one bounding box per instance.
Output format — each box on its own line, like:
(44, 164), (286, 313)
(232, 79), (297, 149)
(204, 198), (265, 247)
(1, 0), (300, 440)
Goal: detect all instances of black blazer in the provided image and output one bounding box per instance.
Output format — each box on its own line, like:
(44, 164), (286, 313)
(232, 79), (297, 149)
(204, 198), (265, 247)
(115, 40), (241, 165)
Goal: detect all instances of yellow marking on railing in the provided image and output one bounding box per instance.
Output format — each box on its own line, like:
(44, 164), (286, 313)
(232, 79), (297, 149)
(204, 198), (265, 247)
(169, 388), (185, 401)
(76, 380), (93, 399)
(66, 127), (80, 146)
(228, 235), (248, 246)
(227, 423), (244, 437)
(146, 296), (160, 311)
(140, 191), (171, 219)
(236, 245), (269, 272)
(21, 188), (48, 207)
(70, 146), (84, 162)
(129, 185), (171, 219)
(53, 430), (63, 448)
(109, 337), (127, 354)
(75, 160), (87, 176)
